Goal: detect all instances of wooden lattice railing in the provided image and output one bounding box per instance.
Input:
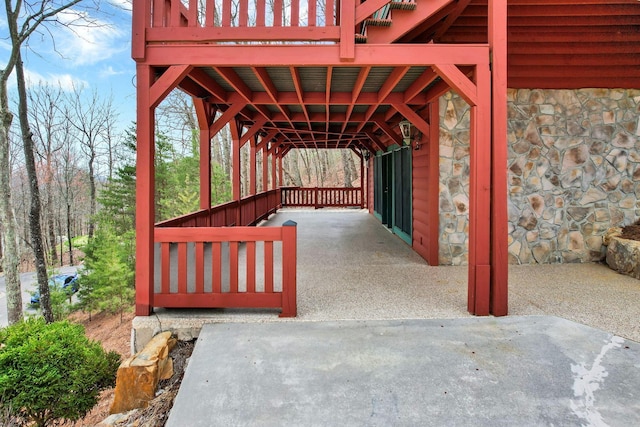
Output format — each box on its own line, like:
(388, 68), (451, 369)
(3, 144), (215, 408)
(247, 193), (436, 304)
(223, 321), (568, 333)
(281, 186), (363, 208)
(153, 222), (297, 317)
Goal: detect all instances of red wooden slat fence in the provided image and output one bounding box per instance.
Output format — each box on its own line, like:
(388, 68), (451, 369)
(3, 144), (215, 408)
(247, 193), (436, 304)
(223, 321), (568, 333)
(146, 186), (363, 315)
(156, 189), (281, 228)
(138, 0), (351, 45)
(153, 222), (297, 317)
(281, 187), (363, 208)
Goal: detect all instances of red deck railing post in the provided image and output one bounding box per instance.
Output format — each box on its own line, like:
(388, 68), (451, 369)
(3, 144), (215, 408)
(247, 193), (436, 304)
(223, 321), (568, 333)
(280, 220), (297, 317)
(340, 0), (355, 60)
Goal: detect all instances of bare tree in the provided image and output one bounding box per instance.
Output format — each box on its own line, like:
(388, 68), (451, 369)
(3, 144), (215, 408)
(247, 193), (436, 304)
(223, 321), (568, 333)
(28, 84), (66, 265)
(54, 133), (82, 266)
(65, 85), (115, 239)
(2, 0), (94, 323)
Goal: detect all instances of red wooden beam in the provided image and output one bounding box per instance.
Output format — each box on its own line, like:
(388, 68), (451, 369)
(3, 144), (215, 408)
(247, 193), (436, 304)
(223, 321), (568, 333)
(403, 68), (439, 103)
(489, 0), (508, 316)
(144, 44), (490, 67)
(290, 67), (311, 129)
(373, 117), (402, 146)
(209, 102), (246, 137)
(391, 103), (430, 137)
(426, 102), (439, 265)
(432, 64), (477, 106)
(194, 98), (213, 213)
(231, 118), (242, 201)
(135, 64), (155, 316)
(250, 135), (257, 195)
(240, 116), (268, 147)
(468, 62), (492, 316)
(356, 66), (409, 133)
(340, 0), (355, 61)
(150, 65), (192, 109)
(132, 0), (149, 60)
(188, 68), (228, 102)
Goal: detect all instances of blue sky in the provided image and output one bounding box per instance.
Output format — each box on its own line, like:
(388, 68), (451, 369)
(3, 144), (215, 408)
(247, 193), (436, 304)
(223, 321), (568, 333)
(2, 0), (136, 134)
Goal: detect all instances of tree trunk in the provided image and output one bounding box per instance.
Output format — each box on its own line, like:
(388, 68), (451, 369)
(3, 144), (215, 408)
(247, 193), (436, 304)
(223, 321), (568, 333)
(87, 152), (96, 238)
(0, 73), (23, 325)
(66, 202), (74, 265)
(291, 151), (303, 186)
(341, 150), (354, 188)
(46, 180), (57, 264)
(15, 52), (53, 323)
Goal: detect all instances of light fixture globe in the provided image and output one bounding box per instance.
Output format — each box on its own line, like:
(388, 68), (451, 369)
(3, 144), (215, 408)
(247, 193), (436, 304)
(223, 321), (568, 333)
(398, 119), (412, 145)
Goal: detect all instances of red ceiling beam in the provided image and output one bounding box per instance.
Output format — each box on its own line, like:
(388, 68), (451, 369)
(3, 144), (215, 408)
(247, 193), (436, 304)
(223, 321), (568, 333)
(150, 65), (192, 109)
(432, 64), (477, 106)
(209, 102), (246, 137)
(188, 68), (228, 102)
(290, 67), (311, 129)
(391, 103), (430, 137)
(144, 44), (489, 67)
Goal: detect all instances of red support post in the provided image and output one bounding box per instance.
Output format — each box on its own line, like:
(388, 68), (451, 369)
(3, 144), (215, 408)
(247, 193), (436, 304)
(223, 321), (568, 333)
(489, 0), (509, 316)
(340, 0), (355, 61)
(135, 64), (155, 316)
(262, 142), (269, 191)
(250, 136), (257, 195)
(360, 154), (365, 208)
(280, 220), (297, 317)
(278, 153), (283, 187)
(468, 63), (492, 316)
(427, 101), (440, 266)
(195, 100), (212, 215)
(271, 147), (277, 189)
(231, 119), (242, 200)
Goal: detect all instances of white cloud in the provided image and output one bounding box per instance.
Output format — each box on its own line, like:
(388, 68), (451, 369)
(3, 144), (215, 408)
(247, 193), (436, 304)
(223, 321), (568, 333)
(22, 69), (88, 92)
(99, 65), (128, 78)
(107, 0), (133, 12)
(54, 9), (129, 66)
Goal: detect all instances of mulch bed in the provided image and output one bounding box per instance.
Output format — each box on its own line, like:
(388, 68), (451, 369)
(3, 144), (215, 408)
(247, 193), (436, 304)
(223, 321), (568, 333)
(620, 219), (640, 241)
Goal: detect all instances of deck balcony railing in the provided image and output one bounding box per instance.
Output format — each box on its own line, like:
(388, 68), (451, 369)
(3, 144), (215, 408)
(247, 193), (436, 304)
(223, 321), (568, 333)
(145, 186), (364, 316)
(135, 0), (345, 48)
(281, 186), (363, 208)
(132, 0), (411, 59)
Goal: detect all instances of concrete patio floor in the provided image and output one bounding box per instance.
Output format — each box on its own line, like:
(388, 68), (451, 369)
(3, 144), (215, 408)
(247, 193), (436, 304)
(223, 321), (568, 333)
(133, 209), (640, 345)
(149, 209), (640, 426)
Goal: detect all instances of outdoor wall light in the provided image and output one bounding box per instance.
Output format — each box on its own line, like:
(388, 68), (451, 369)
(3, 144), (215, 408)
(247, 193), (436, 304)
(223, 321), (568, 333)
(398, 119), (412, 146)
(414, 133), (422, 151)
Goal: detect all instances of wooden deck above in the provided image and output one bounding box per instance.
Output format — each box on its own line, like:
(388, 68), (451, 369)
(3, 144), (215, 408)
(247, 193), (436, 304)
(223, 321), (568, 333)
(134, 0), (640, 90)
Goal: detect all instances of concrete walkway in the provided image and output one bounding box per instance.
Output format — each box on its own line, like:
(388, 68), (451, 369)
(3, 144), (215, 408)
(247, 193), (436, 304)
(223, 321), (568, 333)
(167, 316), (640, 427)
(156, 209), (640, 425)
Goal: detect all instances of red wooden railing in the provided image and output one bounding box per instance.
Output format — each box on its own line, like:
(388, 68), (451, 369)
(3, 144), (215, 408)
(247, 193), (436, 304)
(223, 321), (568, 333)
(136, 0), (346, 45)
(281, 187), (363, 208)
(156, 189), (281, 228)
(147, 185), (362, 315)
(153, 222), (297, 317)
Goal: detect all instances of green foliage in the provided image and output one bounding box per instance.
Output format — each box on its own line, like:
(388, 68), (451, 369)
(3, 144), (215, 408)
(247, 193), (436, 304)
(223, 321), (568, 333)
(98, 164), (137, 235)
(78, 224), (135, 318)
(49, 286), (74, 322)
(0, 318), (120, 427)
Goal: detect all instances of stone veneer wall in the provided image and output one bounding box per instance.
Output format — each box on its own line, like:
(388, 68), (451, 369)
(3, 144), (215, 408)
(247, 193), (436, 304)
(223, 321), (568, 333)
(438, 89), (640, 265)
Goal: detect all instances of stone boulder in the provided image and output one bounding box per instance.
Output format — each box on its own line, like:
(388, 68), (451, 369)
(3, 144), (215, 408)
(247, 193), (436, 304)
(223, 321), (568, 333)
(605, 228), (640, 280)
(110, 331), (176, 414)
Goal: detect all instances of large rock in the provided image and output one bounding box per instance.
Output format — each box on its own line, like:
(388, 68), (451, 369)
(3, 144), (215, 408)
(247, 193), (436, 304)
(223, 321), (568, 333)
(110, 331), (176, 414)
(606, 236), (640, 279)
